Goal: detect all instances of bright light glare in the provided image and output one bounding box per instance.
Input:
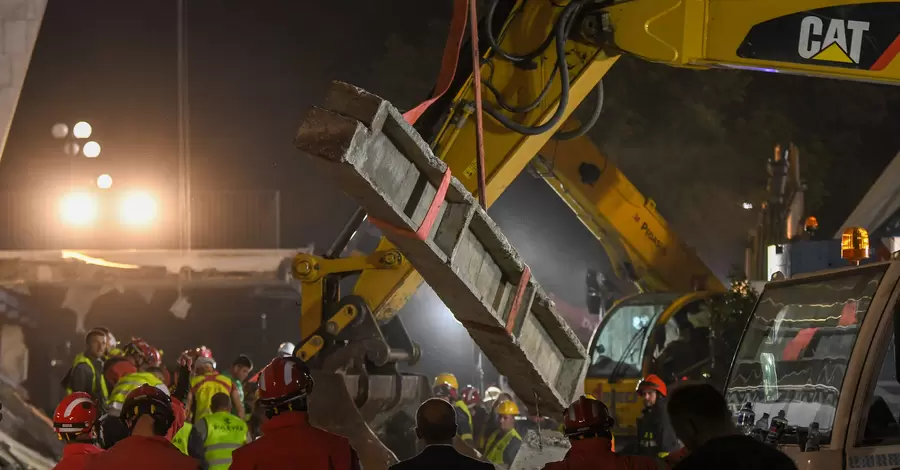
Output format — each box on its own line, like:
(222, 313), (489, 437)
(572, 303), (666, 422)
(51, 123), (69, 139)
(60, 192), (98, 226)
(97, 174), (113, 189)
(73, 121), (92, 139)
(742, 202), (754, 210)
(119, 191), (157, 226)
(82, 141), (101, 158)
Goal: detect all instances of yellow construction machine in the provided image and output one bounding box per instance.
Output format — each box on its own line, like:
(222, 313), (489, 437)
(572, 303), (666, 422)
(287, 1), (900, 469)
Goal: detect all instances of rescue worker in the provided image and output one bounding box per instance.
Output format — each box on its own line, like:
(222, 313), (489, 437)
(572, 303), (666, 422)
(221, 355), (253, 416)
(635, 374), (679, 457)
(103, 338), (154, 392)
(52, 392), (103, 470)
(86, 384), (200, 470)
(187, 356), (245, 422)
(432, 373), (474, 444)
(98, 364), (167, 449)
(479, 391), (513, 452)
(483, 399), (522, 468)
(170, 351), (197, 455)
(62, 328), (109, 407)
(542, 396), (664, 470)
(230, 356), (361, 470)
(461, 385), (489, 446)
(172, 419), (193, 455)
(188, 393), (249, 469)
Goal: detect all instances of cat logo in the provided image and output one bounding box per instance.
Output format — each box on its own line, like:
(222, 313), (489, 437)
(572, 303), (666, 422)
(798, 16), (870, 64)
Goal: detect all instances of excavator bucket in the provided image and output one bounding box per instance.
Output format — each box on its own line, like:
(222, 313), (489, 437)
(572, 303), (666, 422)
(308, 371), (430, 470)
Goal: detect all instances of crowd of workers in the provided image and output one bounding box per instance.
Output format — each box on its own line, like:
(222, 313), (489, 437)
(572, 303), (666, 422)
(50, 327), (799, 470)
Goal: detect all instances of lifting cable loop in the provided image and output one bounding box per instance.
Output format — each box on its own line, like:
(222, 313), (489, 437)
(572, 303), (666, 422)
(468, 0), (488, 209)
(402, 0), (470, 125)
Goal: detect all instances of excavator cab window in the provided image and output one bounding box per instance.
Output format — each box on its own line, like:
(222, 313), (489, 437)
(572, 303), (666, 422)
(648, 300), (713, 382)
(587, 293), (680, 378)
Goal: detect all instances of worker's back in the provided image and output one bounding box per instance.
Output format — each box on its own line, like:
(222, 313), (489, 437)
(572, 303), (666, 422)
(230, 411), (356, 470)
(542, 438), (662, 470)
(85, 435), (199, 470)
(190, 373), (233, 421)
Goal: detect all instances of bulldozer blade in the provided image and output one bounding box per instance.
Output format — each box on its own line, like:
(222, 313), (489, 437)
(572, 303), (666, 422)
(308, 371), (430, 470)
(510, 429), (570, 470)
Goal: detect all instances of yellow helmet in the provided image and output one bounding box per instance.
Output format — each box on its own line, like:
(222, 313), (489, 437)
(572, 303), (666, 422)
(496, 399), (520, 416)
(434, 373), (459, 390)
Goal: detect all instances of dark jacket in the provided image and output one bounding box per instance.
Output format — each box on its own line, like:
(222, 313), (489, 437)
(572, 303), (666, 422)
(390, 444), (493, 470)
(636, 398), (679, 456)
(675, 435), (797, 470)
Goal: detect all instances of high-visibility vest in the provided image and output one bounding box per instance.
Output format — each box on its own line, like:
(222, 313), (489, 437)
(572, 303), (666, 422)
(190, 373), (234, 422)
(202, 411), (247, 470)
(454, 400), (474, 440)
(66, 353), (109, 399)
(485, 428), (522, 466)
(108, 372), (163, 416)
(172, 421), (193, 455)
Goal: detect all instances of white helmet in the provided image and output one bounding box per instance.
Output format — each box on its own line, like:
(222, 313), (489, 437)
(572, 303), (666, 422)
(483, 386), (502, 402)
(277, 342), (296, 358)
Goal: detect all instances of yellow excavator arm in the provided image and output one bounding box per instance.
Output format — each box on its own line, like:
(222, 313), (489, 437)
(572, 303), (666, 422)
(331, 0), (900, 329)
(293, 1), (900, 467)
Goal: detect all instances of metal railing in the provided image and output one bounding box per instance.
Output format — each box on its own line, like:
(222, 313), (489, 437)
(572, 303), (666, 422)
(0, 189), (294, 250)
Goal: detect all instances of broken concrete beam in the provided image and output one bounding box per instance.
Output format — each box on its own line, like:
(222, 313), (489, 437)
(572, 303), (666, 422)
(295, 81), (586, 416)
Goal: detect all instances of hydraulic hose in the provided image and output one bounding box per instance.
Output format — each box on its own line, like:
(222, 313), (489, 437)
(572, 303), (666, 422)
(485, 0), (556, 64)
(483, 0), (585, 135)
(553, 80), (604, 140)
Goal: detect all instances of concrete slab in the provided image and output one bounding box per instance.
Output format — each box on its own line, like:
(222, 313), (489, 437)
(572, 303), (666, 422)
(294, 81), (587, 417)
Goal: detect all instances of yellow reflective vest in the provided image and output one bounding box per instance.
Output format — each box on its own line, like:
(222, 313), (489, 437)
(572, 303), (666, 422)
(66, 353), (109, 399)
(202, 411), (247, 470)
(485, 428), (522, 467)
(172, 421), (192, 455)
(108, 371), (163, 416)
(190, 373), (234, 422)
(454, 400), (474, 441)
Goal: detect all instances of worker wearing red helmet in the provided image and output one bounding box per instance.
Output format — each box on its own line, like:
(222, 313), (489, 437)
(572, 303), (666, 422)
(541, 396), (664, 470)
(230, 356), (361, 470)
(635, 374), (679, 458)
(102, 337), (153, 391)
(432, 373), (474, 444)
(87, 384), (199, 470)
(52, 392), (103, 470)
(461, 385), (490, 446)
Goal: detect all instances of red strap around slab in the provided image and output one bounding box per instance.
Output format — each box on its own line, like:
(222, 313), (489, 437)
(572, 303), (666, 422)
(505, 265), (532, 334)
(402, 0), (469, 125)
(370, 167), (453, 241)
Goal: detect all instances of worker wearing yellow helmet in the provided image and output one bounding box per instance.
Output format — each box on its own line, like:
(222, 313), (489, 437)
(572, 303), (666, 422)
(432, 373), (474, 444)
(483, 399), (522, 468)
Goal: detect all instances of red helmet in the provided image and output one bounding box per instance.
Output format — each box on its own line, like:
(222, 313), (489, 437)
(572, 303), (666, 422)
(146, 347), (162, 368)
(258, 356), (314, 408)
(564, 396), (614, 437)
(53, 392), (98, 436)
(123, 338), (154, 364)
(460, 385), (481, 407)
(121, 384), (175, 431)
(636, 374), (667, 397)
